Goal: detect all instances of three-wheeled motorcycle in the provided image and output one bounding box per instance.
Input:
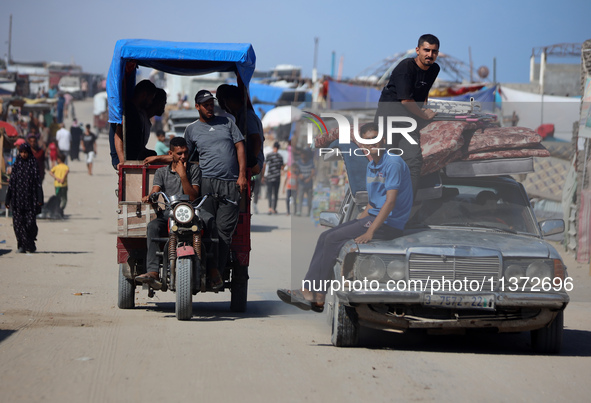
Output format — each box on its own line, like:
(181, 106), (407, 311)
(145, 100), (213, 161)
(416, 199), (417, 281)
(108, 39), (255, 319)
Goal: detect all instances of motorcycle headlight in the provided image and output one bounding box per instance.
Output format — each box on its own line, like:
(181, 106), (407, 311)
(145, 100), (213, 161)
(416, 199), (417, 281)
(173, 203), (194, 224)
(354, 255), (386, 281)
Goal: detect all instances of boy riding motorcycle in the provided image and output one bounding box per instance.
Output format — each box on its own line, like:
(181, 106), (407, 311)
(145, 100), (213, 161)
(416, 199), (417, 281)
(137, 137), (201, 289)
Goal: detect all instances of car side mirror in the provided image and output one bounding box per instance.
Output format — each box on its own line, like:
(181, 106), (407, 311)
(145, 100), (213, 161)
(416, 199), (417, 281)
(319, 211), (342, 228)
(539, 219), (564, 236)
(354, 191), (368, 207)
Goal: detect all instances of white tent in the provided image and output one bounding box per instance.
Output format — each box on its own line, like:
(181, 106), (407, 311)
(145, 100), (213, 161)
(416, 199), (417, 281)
(499, 86), (579, 141)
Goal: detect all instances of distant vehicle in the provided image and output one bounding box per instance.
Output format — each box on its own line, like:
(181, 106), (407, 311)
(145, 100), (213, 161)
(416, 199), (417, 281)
(167, 105), (228, 137)
(167, 109), (199, 137)
(58, 76), (82, 99)
(93, 91), (108, 134)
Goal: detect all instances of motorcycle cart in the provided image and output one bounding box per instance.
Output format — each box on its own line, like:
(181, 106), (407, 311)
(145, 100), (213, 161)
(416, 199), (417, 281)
(108, 40), (255, 319)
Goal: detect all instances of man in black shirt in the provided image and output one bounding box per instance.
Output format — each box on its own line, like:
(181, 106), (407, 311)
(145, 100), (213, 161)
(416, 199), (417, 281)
(374, 34), (440, 195)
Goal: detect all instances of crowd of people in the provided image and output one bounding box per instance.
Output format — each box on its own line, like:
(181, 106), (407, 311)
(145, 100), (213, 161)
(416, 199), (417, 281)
(3, 95), (99, 253)
(251, 142), (316, 217)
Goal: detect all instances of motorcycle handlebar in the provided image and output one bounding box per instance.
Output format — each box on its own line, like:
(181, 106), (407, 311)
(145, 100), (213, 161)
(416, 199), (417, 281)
(149, 192), (237, 209)
(150, 191), (171, 204)
(196, 193), (238, 209)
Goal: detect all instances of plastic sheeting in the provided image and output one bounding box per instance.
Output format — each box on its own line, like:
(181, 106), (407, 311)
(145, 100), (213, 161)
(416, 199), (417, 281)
(249, 82), (288, 117)
(107, 39), (256, 124)
(328, 80), (381, 109)
(436, 86), (496, 104)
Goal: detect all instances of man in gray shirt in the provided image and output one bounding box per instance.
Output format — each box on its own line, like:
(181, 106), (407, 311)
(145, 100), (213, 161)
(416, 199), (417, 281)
(136, 137), (201, 288)
(184, 89), (247, 289)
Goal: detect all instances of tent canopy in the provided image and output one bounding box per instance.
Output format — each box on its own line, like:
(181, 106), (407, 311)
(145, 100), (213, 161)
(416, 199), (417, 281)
(107, 39), (256, 123)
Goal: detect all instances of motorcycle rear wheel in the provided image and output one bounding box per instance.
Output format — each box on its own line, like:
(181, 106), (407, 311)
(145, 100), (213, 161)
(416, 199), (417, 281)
(175, 258), (193, 320)
(230, 265), (248, 312)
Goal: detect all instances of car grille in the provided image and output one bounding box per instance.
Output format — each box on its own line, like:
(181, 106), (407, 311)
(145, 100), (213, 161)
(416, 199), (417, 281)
(409, 253), (501, 289)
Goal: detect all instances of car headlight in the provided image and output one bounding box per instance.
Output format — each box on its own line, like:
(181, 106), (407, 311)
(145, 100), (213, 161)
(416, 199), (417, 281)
(173, 203), (194, 224)
(387, 257), (406, 281)
(504, 259), (555, 285)
(354, 255), (386, 281)
(526, 261), (553, 280)
(504, 264), (526, 283)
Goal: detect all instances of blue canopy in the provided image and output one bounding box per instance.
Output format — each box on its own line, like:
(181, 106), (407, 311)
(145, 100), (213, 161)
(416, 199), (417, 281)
(107, 39), (256, 124)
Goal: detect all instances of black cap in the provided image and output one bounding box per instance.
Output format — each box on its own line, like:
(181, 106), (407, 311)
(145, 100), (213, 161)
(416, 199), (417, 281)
(195, 90), (215, 104)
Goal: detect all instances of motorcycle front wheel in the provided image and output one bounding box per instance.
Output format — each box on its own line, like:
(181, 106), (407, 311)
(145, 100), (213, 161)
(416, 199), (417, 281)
(175, 257), (193, 320)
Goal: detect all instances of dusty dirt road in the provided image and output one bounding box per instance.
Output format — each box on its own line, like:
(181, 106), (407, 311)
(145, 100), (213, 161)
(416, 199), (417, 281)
(1, 99), (591, 402)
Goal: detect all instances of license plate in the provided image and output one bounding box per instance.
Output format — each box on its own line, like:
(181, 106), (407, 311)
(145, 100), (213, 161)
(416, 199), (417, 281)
(422, 294), (495, 310)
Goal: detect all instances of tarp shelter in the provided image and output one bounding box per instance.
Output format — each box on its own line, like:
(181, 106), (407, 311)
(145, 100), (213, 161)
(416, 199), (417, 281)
(325, 79), (496, 110)
(498, 86), (580, 141)
(328, 79), (381, 109)
(249, 82), (311, 118)
(249, 82), (286, 117)
(436, 86), (497, 104)
(107, 39), (256, 124)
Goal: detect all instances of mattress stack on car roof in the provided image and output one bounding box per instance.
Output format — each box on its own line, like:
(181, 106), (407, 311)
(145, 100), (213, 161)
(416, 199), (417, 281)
(421, 121), (548, 176)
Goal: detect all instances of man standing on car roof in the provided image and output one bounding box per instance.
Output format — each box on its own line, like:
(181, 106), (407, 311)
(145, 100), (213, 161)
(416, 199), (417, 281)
(374, 34), (440, 195)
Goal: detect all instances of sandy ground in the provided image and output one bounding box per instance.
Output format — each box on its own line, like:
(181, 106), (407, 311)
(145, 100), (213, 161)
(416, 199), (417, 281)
(1, 99), (591, 402)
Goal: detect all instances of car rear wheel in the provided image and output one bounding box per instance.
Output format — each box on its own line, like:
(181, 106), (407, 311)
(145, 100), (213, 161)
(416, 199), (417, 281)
(331, 300), (359, 347)
(531, 311), (564, 354)
(117, 263), (135, 309)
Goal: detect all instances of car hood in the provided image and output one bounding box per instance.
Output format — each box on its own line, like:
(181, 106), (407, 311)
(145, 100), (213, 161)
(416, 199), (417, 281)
(357, 227), (557, 259)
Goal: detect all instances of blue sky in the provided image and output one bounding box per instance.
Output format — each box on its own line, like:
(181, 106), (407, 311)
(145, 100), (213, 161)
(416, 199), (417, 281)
(1, 0), (589, 83)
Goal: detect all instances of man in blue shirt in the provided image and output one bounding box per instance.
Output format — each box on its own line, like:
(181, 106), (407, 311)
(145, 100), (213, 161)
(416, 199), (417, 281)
(277, 122), (413, 312)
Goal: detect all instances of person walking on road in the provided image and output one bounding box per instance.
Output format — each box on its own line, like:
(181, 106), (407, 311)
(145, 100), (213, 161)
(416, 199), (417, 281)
(263, 141), (284, 215)
(295, 150), (315, 217)
(283, 164), (297, 215)
(5, 143), (44, 253)
(49, 153), (69, 212)
(55, 123), (71, 165)
(70, 120), (83, 161)
(81, 124), (97, 175)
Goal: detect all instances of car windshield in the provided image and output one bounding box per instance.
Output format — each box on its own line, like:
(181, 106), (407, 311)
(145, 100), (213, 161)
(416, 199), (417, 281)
(407, 180), (539, 235)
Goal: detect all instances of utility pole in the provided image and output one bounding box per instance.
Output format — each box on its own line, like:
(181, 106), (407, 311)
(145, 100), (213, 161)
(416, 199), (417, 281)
(469, 46), (473, 83)
(8, 14), (13, 64)
(312, 37), (319, 103)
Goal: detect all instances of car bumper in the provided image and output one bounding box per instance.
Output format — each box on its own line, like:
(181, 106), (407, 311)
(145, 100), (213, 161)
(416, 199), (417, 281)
(334, 290), (569, 333)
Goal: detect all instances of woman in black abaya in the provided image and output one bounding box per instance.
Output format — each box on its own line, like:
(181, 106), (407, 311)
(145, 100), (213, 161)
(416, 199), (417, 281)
(5, 143), (44, 253)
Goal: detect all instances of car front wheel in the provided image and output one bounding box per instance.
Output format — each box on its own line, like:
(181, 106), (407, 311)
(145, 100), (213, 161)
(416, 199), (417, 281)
(331, 300), (359, 347)
(531, 311), (564, 354)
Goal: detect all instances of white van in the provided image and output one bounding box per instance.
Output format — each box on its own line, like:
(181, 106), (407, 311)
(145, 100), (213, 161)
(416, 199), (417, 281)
(58, 76), (82, 98)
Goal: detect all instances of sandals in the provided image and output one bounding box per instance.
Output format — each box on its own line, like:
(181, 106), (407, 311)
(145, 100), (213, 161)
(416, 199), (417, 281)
(207, 273), (224, 291)
(136, 272), (162, 290)
(277, 289), (325, 313)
